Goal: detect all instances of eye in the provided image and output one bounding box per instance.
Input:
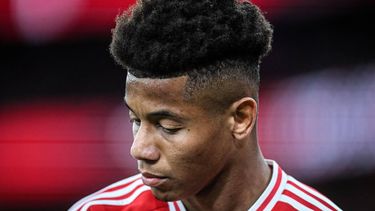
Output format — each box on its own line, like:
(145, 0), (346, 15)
(130, 118), (141, 135)
(130, 118), (141, 126)
(162, 127), (181, 134)
(157, 123), (182, 134)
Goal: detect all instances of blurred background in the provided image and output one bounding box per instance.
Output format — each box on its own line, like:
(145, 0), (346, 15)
(1, 0), (374, 210)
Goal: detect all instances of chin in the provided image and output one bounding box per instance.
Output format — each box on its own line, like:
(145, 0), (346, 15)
(151, 187), (181, 202)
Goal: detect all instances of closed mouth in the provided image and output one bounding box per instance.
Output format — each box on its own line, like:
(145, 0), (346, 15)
(141, 172), (168, 187)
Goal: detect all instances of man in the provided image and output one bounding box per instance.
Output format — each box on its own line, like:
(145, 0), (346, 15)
(70, 0), (341, 210)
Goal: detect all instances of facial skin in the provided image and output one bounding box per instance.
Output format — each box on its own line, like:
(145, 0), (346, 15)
(124, 72), (271, 210)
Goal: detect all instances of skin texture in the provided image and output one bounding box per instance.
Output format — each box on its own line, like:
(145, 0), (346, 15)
(124, 72), (271, 211)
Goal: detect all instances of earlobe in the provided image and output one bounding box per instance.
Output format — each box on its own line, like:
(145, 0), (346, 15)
(231, 97), (257, 140)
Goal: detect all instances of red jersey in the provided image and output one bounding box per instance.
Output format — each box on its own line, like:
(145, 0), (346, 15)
(69, 160), (341, 211)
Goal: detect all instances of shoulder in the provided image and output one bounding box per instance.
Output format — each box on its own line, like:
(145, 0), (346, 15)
(275, 175), (342, 211)
(68, 174), (169, 211)
(251, 160), (342, 211)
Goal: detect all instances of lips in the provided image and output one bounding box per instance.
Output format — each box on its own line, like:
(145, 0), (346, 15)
(141, 172), (168, 187)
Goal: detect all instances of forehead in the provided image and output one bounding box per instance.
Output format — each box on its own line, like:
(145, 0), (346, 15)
(125, 73), (188, 101)
(124, 73), (197, 115)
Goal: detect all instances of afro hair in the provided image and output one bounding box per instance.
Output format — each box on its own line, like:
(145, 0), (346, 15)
(110, 0), (273, 78)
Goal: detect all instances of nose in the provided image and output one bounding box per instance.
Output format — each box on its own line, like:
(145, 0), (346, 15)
(130, 124), (160, 162)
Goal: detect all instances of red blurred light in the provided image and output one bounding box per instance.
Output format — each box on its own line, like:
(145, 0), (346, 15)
(0, 99), (135, 205)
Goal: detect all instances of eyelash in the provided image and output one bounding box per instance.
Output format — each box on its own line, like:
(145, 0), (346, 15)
(157, 124), (181, 134)
(130, 119), (180, 134)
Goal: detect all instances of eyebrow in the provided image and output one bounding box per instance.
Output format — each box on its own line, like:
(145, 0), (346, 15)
(124, 101), (186, 122)
(124, 101), (133, 112)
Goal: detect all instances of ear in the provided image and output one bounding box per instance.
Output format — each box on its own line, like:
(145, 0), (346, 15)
(229, 97), (257, 140)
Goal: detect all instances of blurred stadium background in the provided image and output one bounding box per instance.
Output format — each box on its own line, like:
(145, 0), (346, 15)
(1, 0), (374, 210)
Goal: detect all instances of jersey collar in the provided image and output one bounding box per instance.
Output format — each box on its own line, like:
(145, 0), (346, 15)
(248, 159), (288, 211)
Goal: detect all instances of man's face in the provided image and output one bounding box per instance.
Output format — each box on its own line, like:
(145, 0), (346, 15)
(124, 73), (236, 201)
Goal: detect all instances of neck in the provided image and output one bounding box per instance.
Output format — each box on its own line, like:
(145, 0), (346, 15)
(182, 147), (271, 211)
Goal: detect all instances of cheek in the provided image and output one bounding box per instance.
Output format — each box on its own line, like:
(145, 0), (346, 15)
(167, 126), (231, 174)
(158, 126), (233, 198)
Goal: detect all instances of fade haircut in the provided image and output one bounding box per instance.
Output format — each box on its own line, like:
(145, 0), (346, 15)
(110, 0), (272, 110)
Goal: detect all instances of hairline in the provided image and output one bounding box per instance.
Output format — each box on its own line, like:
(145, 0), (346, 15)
(126, 59), (260, 114)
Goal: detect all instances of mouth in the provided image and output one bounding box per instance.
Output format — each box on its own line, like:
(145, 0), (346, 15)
(141, 172), (168, 187)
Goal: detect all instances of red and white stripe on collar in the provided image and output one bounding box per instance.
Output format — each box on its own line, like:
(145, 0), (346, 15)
(68, 173), (186, 211)
(249, 160), (342, 211)
(68, 174), (149, 211)
(69, 160), (341, 211)
(167, 200), (186, 211)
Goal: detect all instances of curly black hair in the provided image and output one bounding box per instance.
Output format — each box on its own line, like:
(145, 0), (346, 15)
(111, 0), (272, 74)
(110, 0), (272, 108)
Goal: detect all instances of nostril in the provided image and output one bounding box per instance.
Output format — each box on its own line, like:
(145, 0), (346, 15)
(143, 159), (158, 165)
